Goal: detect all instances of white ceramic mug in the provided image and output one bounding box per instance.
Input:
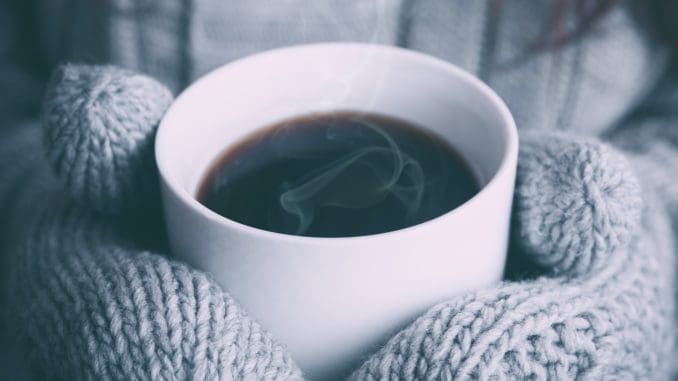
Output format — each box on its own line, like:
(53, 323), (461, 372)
(156, 43), (518, 380)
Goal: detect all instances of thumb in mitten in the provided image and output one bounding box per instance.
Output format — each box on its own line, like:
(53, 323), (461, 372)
(42, 64), (173, 215)
(512, 131), (642, 276)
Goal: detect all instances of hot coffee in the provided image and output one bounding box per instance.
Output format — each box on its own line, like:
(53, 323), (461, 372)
(197, 111), (479, 237)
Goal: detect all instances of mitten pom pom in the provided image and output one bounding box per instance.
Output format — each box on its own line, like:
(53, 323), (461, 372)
(42, 64), (173, 214)
(515, 132), (642, 276)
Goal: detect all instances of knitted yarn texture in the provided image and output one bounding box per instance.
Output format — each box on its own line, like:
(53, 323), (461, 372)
(6, 65), (675, 380)
(10, 204), (304, 380)
(515, 133), (643, 276)
(42, 64), (174, 215)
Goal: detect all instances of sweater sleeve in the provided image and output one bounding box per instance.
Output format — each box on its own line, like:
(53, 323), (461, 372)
(606, 66), (678, 221)
(0, 1), (53, 378)
(0, 0), (61, 237)
(0, 0), (48, 207)
(0, 0), (52, 246)
(607, 68), (678, 373)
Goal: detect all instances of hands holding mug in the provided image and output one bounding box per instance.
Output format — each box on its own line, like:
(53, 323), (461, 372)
(9, 44), (669, 380)
(156, 44), (517, 378)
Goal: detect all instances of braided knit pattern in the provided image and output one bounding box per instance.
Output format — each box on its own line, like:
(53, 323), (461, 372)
(8, 200), (304, 380)
(11, 129), (672, 380)
(349, 194), (675, 380)
(42, 64), (174, 215)
(3, 65), (675, 380)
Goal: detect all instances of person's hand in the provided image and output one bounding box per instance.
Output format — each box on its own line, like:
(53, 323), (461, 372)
(8, 64), (304, 380)
(351, 132), (675, 380)
(8, 65), (674, 380)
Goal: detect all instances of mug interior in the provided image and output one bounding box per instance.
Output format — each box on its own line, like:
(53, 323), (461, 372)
(157, 43), (514, 224)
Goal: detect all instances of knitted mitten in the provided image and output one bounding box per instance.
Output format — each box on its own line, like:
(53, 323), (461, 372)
(7, 65), (304, 380)
(6, 64), (675, 380)
(350, 136), (676, 379)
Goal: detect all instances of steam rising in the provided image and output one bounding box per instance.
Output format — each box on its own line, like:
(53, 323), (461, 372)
(279, 121), (424, 235)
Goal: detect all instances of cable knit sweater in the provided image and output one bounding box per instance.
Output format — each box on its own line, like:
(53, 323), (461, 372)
(1, 1), (677, 380)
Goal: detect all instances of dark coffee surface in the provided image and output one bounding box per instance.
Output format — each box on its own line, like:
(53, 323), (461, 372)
(197, 111), (479, 237)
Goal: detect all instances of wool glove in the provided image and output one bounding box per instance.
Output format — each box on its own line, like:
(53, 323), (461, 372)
(6, 64), (675, 380)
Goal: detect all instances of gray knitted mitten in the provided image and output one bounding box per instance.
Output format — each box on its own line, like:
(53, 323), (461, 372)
(7, 64), (675, 380)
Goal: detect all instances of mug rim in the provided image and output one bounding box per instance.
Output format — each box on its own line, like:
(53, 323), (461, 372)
(156, 42), (518, 243)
